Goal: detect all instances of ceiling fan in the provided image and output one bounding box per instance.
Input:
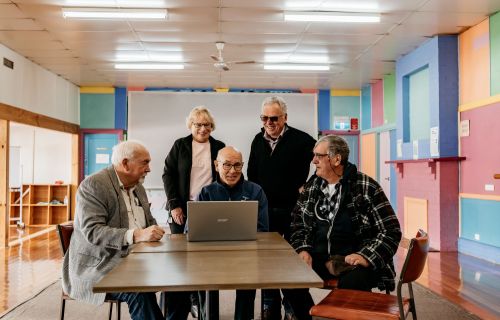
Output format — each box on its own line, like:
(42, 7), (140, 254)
(211, 42), (255, 71)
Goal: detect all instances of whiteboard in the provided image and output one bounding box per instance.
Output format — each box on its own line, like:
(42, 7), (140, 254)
(128, 91), (318, 189)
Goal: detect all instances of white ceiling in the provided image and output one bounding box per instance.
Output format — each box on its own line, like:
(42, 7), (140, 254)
(1, 0), (499, 89)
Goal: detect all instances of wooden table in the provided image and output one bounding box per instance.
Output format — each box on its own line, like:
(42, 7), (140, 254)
(94, 249), (322, 292)
(131, 232), (291, 253)
(94, 232), (323, 319)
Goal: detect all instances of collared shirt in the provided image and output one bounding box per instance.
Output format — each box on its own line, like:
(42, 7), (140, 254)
(263, 125), (288, 151)
(114, 169), (146, 245)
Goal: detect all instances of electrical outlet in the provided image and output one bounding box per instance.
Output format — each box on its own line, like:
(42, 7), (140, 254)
(474, 233), (480, 241)
(485, 184), (495, 191)
(474, 272), (481, 282)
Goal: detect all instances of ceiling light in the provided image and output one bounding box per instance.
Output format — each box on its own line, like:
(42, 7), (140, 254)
(115, 53), (184, 62)
(64, 0), (166, 7)
(264, 64), (330, 71)
(284, 11), (380, 23)
(62, 8), (167, 20)
(115, 63), (184, 70)
(265, 54), (330, 64)
(286, 1), (379, 11)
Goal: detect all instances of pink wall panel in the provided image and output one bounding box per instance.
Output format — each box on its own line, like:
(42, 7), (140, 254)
(396, 161), (459, 251)
(371, 79), (384, 127)
(360, 133), (377, 178)
(460, 102), (500, 195)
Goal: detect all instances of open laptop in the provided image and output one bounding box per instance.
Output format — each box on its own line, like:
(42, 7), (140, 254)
(187, 201), (258, 242)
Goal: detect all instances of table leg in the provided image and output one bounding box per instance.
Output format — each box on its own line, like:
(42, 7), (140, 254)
(204, 290), (219, 320)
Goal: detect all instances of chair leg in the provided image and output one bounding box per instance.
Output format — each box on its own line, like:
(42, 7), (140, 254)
(60, 298), (66, 320)
(160, 291), (167, 316)
(117, 301), (121, 320)
(108, 302), (113, 320)
(408, 283), (417, 320)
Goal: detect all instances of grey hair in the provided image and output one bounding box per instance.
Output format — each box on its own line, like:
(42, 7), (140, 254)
(111, 140), (147, 166)
(316, 135), (350, 165)
(261, 96), (287, 114)
(185, 106), (216, 130)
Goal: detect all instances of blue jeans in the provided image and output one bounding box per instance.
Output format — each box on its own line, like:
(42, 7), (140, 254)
(105, 292), (163, 320)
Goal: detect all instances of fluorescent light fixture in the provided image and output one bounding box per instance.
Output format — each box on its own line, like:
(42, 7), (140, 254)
(65, 0), (166, 7)
(115, 63), (184, 70)
(264, 64), (330, 71)
(286, 1), (379, 11)
(284, 11), (380, 23)
(115, 53), (184, 62)
(265, 54), (330, 64)
(62, 8), (167, 20)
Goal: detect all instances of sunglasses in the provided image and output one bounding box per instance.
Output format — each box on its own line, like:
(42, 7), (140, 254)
(260, 115), (283, 122)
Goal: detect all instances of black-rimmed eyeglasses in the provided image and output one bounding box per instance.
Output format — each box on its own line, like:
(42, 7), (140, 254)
(221, 162), (244, 172)
(260, 115), (282, 122)
(313, 152), (329, 159)
(193, 122), (212, 129)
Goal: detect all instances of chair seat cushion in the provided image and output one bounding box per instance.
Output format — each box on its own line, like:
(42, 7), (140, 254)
(310, 289), (410, 320)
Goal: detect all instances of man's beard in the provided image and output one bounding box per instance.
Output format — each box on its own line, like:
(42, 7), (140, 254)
(138, 176), (146, 185)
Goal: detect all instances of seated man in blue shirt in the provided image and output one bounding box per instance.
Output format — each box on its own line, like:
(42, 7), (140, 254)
(197, 146), (269, 320)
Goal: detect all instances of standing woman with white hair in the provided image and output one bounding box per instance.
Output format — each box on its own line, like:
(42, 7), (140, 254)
(162, 106), (225, 320)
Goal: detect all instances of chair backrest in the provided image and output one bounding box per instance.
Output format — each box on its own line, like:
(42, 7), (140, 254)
(399, 229), (429, 283)
(56, 222), (74, 256)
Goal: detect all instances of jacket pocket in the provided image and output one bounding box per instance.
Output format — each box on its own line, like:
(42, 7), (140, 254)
(77, 252), (102, 267)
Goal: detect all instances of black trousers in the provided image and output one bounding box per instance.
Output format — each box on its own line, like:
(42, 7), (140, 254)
(261, 208), (294, 319)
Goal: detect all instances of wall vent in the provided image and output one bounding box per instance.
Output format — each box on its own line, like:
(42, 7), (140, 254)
(3, 57), (14, 69)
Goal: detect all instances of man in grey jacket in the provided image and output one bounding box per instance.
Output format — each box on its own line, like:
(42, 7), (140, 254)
(62, 140), (165, 320)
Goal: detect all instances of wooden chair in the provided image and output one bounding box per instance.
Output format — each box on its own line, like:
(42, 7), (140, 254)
(310, 230), (429, 320)
(56, 222), (122, 320)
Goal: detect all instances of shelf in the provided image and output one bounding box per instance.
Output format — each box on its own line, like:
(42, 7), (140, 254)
(385, 156), (466, 164)
(8, 184), (71, 226)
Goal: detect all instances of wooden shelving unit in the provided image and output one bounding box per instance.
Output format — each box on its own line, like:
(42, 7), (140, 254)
(9, 184), (71, 226)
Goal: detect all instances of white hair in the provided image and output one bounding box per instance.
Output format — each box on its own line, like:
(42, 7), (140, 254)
(261, 96), (288, 114)
(111, 140), (147, 166)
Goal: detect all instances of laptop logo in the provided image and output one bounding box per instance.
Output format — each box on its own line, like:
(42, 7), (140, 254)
(217, 218), (229, 223)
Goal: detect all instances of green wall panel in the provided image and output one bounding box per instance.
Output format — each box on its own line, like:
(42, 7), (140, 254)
(383, 73), (396, 124)
(408, 67), (430, 141)
(330, 96), (360, 129)
(80, 93), (115, 129)
(491, 12), (500, 95)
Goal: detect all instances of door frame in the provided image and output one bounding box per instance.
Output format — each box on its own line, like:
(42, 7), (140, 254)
(79, 129), (124, 183)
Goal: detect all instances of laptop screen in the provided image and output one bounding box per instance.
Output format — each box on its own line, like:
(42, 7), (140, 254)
(187, 201), (258, 242)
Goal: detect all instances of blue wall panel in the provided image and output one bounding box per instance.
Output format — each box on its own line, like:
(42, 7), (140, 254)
(460, 197), (500, 247)
(361, 85), (372, 130)
(115, 87), (127, 130)
(318, 89), (330, 130)
(395, 35), (458, 159)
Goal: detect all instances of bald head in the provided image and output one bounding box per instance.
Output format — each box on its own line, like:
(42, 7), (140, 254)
(215, 146), (244, 187)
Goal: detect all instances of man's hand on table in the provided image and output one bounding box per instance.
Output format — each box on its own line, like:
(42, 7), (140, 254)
(133, 225), (165, 243)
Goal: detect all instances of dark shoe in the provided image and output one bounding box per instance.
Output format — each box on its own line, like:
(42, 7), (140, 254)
(261, 309), (272, 320)
(190, 304), (199, 318)
(283, 313), (297, 320)
(262, 308), (281, 320)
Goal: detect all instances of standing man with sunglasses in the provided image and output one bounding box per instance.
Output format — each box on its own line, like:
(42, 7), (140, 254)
(247, 96), (316, 320)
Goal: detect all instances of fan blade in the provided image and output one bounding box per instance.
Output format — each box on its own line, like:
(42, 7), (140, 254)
(233, 60), (255, 64)
(222, 65), (230, 71)
(211, 55), (222, 62)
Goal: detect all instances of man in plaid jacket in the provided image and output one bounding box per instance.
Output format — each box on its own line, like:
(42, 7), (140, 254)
(283, 135), (401, 320)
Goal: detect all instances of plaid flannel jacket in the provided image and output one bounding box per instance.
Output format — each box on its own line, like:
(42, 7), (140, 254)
(290, 162), (402, 291)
